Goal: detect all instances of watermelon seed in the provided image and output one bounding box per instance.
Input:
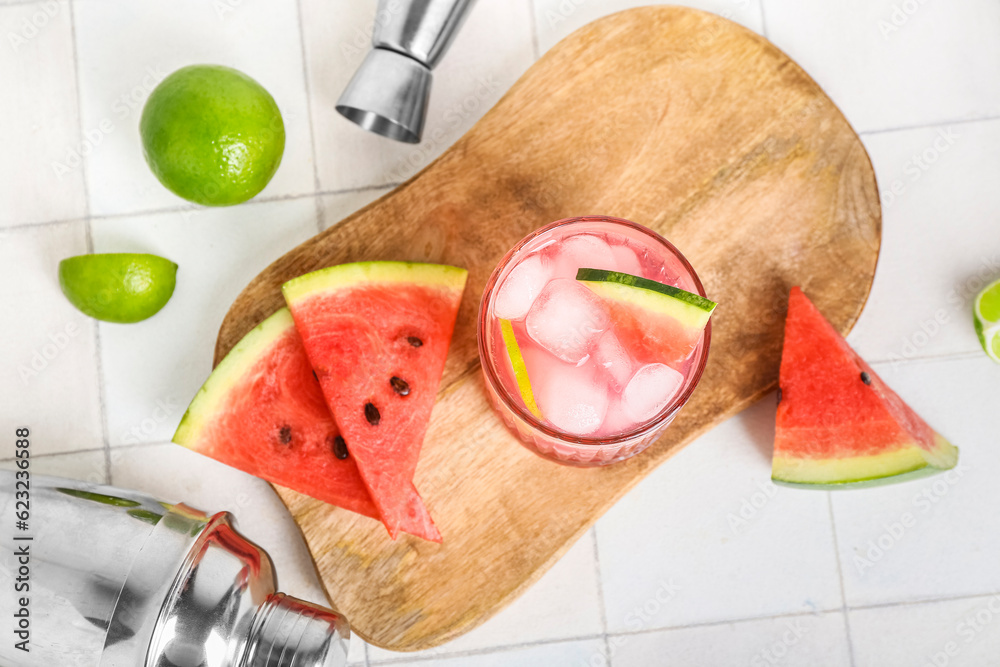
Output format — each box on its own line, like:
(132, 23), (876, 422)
(407, 336), (423, 347)
(312, 370), (318, 382)
(332, 435), (349, 460)
(364, 402), (381, 426)
(279, 425), (292, 445)
(861, 372), (871, 385)
(390, 376), (410, 396)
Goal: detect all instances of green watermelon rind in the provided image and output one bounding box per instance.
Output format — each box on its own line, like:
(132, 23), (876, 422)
(772, 431), (959, 489)
(173, 307), (295, 447)
(773, 434), (959, 490)
(283, 261), (468, 305)
(772, 463), (949, 491)
(576, 268), (717, 330)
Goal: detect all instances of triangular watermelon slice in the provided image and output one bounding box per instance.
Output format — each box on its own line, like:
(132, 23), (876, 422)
(576, 268), (717, 369)
(772, 287), (959, 487)
(283, 262), (467, 539)
(172, 308), (440, 541)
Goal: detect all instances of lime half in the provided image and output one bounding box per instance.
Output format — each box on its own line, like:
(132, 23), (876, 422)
(59, 253), (177, 323)
(499, 318), (543, 419)
(974, 277), (1000, 364)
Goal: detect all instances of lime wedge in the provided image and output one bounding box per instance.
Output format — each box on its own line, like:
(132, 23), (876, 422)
(59, 253), (177, 323)
(974, 277), (1000, 364)
(499, 318), (543, 419)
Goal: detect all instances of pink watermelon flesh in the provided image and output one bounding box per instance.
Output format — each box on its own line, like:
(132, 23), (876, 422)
(284, 263), (466, 540)
(605, 301), (702, 370)
(173, 309), (440, 542)
(575, 270), (715, 372)
(773, 287), (958, 485)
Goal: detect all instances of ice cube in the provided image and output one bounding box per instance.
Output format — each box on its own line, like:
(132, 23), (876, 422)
(552, 233), (617, 279)
(594, 330), (632, 392)
(601, 395), (636, 436)
(609, 243), (644, 277)
(622, 363), (684, 423)
(535, 359), (609, 436)
(494, 254), (552, 320)
(525, 278), (610, 363)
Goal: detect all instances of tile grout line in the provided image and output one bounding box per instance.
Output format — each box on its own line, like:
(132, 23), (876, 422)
(97, 319), (113, 485)
(757, 0), (769, 39)
(868, 349), (985, 368)
(367, 633), (605, 666)
(607, 607), (843, 640)
(826, 492), (857, 667)
(369, 606), (858, 665)
(291, 0), (325, 236)
(65, 0), (91, 251)
(65, 0), (112, 485)
(0, 216), (90, 234)
(858, 112), (1000, 138)
(589, 527), (612, 664)
(849, 590), (1000, 613)
(527, 0), (541, 61)
(0, 439), (186, 464)
(81, 183), (403, 224)
(0, 0), (52, 7)
(294, 0), (320, 195)
(0, 446), (107, 464)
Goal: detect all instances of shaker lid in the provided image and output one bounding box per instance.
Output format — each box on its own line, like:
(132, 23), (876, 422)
(244, 593), (350, 667)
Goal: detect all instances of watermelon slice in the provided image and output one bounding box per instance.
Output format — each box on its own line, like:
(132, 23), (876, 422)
(772, 287), (959, 487)
(171, 308), (440, 541)
(283, 262), (467, 539)
(576, 268), (716, 368)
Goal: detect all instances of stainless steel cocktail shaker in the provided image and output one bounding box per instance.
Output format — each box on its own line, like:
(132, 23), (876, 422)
(337, 0), (478, 143)
(0, 472), (349, 667)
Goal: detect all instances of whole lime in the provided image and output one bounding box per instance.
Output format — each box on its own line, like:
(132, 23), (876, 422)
(140, 64), (285, 206)
(59, 253), (178, 323)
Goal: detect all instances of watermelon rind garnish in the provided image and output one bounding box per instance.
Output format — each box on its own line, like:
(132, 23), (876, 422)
(283, 261), (467, 540)
(575, 268), (715, 368)
(771, 287), (959, 489)
(576, 268), (717, 331)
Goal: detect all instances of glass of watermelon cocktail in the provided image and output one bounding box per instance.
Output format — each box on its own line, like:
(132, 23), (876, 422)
(478, 216), (713, 466)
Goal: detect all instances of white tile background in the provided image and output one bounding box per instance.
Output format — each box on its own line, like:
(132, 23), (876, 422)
(2, 1), (999, 665)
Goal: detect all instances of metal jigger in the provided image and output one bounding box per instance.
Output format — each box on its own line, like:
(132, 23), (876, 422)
(336, 0), (478, 143)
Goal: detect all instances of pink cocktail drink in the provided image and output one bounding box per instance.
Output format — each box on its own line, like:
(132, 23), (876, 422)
(478, 216), (712, 466)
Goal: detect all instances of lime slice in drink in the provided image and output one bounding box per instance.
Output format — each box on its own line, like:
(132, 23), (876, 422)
(59, 253), (177, 323)
(499, 318), (543, 419)
(973, 277), (1000, 364)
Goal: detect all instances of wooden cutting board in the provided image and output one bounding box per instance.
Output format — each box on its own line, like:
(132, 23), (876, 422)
(216, 6), (880, 652)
